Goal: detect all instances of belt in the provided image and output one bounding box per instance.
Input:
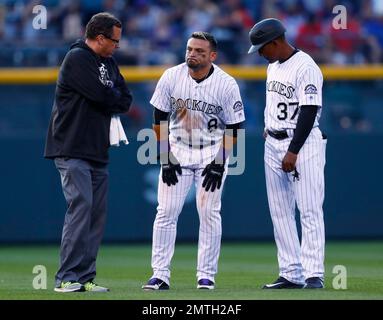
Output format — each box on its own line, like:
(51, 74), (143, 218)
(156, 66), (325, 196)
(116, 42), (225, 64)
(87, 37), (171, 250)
(188, 144), (204, 149)
(266, 129), (327, 140)
(266, 129), (289, 140)
(187, 141), (216, 149)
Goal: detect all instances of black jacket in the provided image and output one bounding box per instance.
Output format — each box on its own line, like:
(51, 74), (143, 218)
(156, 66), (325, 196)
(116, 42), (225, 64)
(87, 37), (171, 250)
(44, 39), (133, 163)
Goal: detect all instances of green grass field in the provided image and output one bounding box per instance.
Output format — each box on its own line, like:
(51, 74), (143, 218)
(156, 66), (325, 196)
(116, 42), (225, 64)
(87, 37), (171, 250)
(0, 242), (382, 300)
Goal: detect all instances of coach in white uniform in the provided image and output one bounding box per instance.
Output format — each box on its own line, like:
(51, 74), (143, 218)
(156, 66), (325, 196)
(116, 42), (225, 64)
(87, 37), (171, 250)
(248, 19), (327, 289)
(142, 32), (245, 290)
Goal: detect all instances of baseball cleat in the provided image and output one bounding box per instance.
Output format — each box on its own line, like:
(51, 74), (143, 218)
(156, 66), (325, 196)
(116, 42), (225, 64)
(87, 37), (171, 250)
(303, 277), (324, 289)
(262, 276), (304, 289)
(197, 279), (215, 290)
(142, 278), (169, 290)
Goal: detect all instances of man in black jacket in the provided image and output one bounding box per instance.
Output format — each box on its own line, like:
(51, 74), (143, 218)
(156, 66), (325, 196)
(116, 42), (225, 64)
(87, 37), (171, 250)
(44, 12), (132, 293)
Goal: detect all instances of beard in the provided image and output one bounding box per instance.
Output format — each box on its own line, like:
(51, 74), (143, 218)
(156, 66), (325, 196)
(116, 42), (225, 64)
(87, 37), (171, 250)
(186, 58), (204, 70)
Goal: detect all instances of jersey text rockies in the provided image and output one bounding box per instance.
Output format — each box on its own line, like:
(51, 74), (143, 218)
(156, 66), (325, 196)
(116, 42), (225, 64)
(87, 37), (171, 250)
(171, 97), (223, 115)
(266, 80), (295, 99)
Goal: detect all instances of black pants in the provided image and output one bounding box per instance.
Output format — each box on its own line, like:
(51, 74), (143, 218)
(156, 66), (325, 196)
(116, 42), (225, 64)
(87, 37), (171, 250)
(54, 158), (108, 286)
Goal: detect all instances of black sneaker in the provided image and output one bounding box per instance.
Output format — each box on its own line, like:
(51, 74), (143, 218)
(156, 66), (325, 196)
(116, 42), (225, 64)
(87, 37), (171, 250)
(142, 278), (169, 290)
(197, 279), (215, 290)
(303, 277), (324, 289)
(262, 276), (304, 289)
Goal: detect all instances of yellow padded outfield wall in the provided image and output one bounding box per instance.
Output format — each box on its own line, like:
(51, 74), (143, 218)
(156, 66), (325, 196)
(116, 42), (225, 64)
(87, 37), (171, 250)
(0, 65), (383, 84)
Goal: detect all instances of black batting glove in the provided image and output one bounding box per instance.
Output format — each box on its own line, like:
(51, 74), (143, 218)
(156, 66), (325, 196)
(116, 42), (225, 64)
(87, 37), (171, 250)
(201, 160), (225, 192)
(160, 151), (182, 186)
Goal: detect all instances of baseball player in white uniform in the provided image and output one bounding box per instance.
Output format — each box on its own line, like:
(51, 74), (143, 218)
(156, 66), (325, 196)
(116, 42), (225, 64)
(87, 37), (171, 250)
(142, 31), (245, 290)
(248, 19), (326, 289)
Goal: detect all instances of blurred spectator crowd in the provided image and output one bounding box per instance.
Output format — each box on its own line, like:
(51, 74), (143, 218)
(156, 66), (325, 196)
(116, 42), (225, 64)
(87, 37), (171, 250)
(0, 0), (383, 66)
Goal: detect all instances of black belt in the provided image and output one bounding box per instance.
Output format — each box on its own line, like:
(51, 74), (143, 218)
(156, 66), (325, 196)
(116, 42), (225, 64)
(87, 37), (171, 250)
(266, 129), (289, 140)
(267, 129), (328, 140)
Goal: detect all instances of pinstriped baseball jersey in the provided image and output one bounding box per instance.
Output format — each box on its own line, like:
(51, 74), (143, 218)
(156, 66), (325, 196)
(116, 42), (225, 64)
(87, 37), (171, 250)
(265, 51), (323, 132)
(150, 63), (245, 166)
(147, 59), (244, 287)
(263, 49), (326, 284)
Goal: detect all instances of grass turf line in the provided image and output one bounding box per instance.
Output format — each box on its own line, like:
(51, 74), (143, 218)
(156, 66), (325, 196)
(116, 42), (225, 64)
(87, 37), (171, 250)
(0, 242), (382, 300)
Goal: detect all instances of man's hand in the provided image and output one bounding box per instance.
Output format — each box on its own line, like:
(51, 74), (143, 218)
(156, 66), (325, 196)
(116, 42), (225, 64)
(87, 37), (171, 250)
(202, 161), (225, 192)
(282, 151), (297, 172)
(161, 152), (182, 186)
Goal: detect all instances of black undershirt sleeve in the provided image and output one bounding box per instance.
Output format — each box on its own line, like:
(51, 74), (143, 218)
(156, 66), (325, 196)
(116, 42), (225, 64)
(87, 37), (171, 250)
(288, 105), (318, 154)
(153, 107), (169, 124)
